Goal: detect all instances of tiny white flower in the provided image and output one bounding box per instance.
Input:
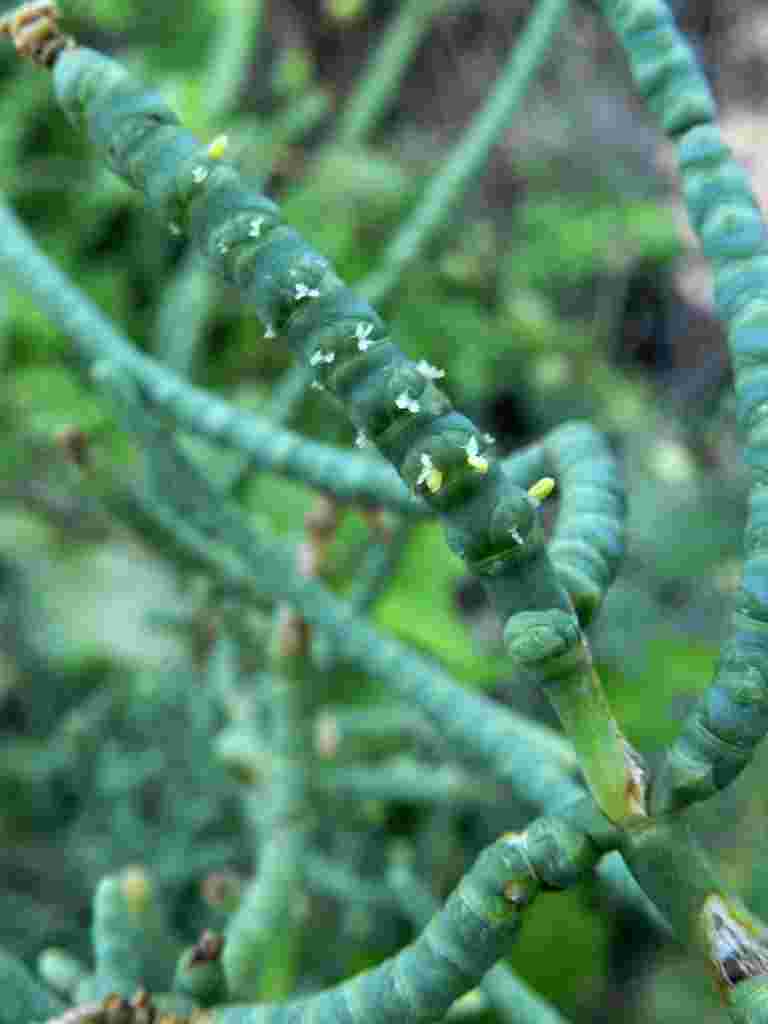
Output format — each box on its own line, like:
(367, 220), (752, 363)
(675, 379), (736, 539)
(464, 436), (489, 473)
(168, 222), (182, 236)
(483, 433), (495, 445)
(416, 453), (443, 494)
(354, 430), (370, 449)
(264, 324), (277, 339)
(248, 216), (265, 238)
(395, 392), (420, 414)
(295, 282), (320, 301)
(311, 380), (324, 391)
(355, 322), (374, 351)
(217, 239), (230, 254)
(510, 526), (524, 545)
(310, 348), (335, 366)
(192, 165), (209, 184)
(415, 359), (445, 380)
(416, 453), (433, 485)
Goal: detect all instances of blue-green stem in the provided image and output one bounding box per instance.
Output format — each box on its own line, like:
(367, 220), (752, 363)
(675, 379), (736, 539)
(387, 846), (571, 1024)
(600, 0), (768, 824)
(211, 821), (597, 1024)
(221, 606), (312, 1001)
(0, 195), (422, 513)
(312, 757), (510, 808)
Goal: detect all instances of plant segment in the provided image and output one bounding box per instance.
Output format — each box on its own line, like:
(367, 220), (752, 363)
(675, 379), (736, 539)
(4, 0), (768, 1020)
(597, 0), (768, 824)
(6, 0), (636, 829)
(595, 0), (768, 1015)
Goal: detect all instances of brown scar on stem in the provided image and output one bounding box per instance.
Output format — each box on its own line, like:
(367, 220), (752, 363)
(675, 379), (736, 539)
(189, 930), (224, 965)
(620, 733), (648, 819)
(701, 893), (768, 999)
(0, 1), (76, 68)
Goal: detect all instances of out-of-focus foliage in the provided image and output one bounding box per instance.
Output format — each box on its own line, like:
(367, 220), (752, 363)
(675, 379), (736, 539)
(0, 1), (758, 1021)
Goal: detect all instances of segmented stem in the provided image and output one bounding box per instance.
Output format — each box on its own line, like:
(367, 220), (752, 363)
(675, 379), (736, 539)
(596, 0), (768, 822)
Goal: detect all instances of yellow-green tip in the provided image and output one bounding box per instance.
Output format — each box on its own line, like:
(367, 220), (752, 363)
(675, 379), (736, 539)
(528, 477), (556, 503)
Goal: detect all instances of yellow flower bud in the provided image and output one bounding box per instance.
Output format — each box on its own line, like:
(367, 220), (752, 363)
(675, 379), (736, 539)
(528, 477), (556, 503)
(206, 134), (229, 160)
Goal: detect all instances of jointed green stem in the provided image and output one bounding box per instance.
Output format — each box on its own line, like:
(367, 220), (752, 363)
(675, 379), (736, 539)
(12, 28), (635, 827)
(597, 0), (768, 826)
(388, 850), (571, 1024)
(211, 821), (596, 1024)
(0, 950), (66, 1024)
(222, 613), (312, 1002)
(0, 196), (422, 514)
(505, 608), (646, 824)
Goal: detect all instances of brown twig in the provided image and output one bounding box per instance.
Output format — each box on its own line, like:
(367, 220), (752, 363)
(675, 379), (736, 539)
(0, 1), (75, 67)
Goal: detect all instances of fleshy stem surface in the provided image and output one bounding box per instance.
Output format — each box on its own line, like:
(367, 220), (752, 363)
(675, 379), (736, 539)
(0, 196), (626, 612)
(44, 38), (566, 627)
(599, 0), (768, 820)
(208, 821), (597, 1024)
(272, 0), (568, 409)
(620, 819), (768, 1015)
(502, 421), (626, 627)
(221, 602), (313, 1002)
(598, 0), (768, 1015)
(505, 609), (647, 824)
(0, 196), (421, 515)
(0, 949), (66, 1024)
(0, 12), (639, 823)
(39, 824), (576, 1024)
(387, 847), (571, 1024)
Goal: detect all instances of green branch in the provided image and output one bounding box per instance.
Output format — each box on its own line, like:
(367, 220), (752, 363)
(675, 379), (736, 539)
(387, 846), (571, 1024)
(211, 821), (596, 1024)
(0, 197), (422, 514)
(222, 611), (313, 1002)
(598, 0), (768, 826)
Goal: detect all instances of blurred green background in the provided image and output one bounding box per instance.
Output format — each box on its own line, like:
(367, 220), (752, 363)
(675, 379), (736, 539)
(1, 1), (766, 1021)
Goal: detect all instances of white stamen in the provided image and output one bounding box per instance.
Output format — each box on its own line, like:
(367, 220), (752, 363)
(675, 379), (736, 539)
(355, 322), (374, 351)
(310, 349), (335, 366)
(395, 392), (420, 414)
(416, 453), (443, 494)
(295, 282), (320, 301)
(415, 359), (445, 380)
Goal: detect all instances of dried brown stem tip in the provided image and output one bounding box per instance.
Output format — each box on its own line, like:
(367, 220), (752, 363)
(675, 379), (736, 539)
(189, 929), (225, 965)
(55, 425), (90, 468)
(0, 1), (75, 67)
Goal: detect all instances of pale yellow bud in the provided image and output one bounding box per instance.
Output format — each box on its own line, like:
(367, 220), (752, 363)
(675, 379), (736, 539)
(528, 477), (556, 503)
(206, 134), (229, 159)
(120, 866), (151, 914)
